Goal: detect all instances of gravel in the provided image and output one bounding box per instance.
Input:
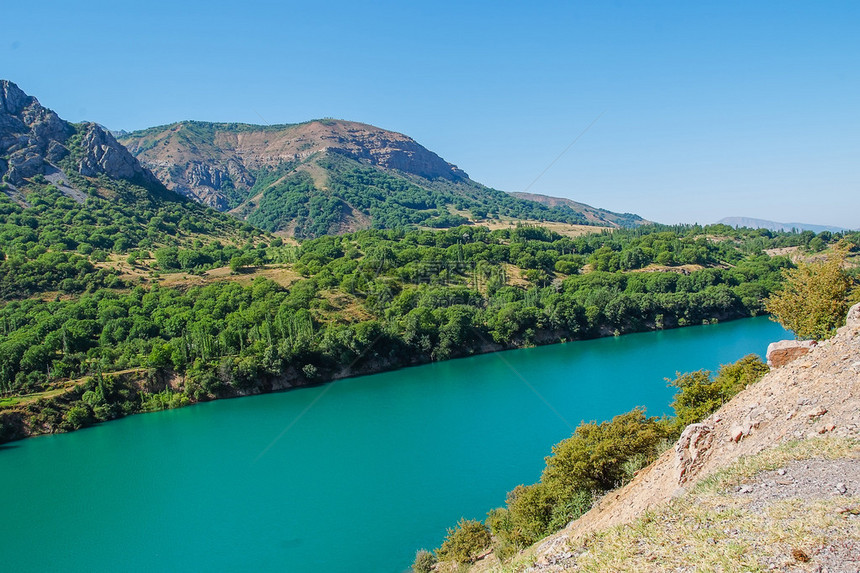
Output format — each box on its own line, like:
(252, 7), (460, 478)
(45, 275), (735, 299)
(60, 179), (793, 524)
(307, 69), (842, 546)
(739, 458), (860, 511)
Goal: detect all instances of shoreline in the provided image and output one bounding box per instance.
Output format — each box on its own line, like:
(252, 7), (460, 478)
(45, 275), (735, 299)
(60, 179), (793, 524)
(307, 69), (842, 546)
(0, 310), (762, 445)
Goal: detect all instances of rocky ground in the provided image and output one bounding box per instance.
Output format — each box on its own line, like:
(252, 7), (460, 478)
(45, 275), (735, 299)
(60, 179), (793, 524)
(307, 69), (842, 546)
(478, 304), (860, 572)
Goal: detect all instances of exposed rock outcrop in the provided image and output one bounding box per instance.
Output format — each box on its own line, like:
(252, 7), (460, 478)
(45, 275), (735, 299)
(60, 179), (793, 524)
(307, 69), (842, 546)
(119, 119), (468, 208)
(77, 122), (154, 182)
(168, 160), (255, 210)
(847, 302), (860, 329)
(1, 80), (72, 184)
(675, 422), (713, 483)
(0, 79), (158, 187)
(766, 339), (817, 367)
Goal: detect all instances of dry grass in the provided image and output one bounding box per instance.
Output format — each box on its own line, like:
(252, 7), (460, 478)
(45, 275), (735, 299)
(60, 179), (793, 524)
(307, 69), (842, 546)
(695, 437), (860, 494)
(315, 290), (373, 323)
(763, 246), (802, 259)
(103, 264), (308, 290)
(476, 219), (611, 238)
(629, 263), (709, 274)
(560, 490), (859, 572)
(483, 437), (860, 573)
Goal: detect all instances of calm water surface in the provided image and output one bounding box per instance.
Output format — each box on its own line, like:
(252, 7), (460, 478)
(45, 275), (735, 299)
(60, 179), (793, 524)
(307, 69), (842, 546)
(0, 317), (788, 572)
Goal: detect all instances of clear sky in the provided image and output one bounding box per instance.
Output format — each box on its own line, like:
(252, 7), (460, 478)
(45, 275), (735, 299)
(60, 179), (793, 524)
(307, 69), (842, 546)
(3, 1), (858, 228)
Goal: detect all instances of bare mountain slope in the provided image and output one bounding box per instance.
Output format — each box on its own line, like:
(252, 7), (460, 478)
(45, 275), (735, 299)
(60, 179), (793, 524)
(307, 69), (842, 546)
(120, 121), (647, 237)
(119, 120), (466, 210)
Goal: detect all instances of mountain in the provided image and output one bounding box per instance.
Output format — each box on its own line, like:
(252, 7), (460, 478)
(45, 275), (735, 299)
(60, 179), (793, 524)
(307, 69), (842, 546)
(119, 120), (463, 211)
(510, 191), (646, 228)
(0, 80), (252, 298)
(718, 216), (850, 234)
(119, 121), (647, 238)
(0, 80), (159, 193)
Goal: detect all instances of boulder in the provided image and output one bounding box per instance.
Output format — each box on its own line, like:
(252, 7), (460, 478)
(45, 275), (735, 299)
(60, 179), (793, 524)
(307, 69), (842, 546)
(766, 340), (816, 368)
(7, 149), (45, 183)
(676, 423), (713, 484)
(847, 302), (860, 329)
(46, 140), (69, 163)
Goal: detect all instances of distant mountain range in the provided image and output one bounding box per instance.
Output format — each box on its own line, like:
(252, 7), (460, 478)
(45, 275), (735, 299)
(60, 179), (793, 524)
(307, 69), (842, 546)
(717, 217), (851, 234)
(118, 120), (646, 237)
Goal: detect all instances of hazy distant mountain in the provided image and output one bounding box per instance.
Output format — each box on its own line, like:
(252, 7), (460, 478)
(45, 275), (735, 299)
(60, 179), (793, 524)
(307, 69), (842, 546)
(718, 217), (850, 234)
(119, 120), (646, 237)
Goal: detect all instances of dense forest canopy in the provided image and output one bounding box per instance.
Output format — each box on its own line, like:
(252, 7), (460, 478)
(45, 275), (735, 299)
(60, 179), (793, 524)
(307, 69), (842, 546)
(1, 165), (858, 440)
(245, 156), (626, 238)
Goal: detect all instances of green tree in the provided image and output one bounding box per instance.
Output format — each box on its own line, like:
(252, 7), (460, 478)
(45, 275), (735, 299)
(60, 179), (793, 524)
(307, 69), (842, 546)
(541, 408), (665, 494)
(229, 254), (255, 273)
(668, 355), (768, 435)
(436, 518), (491, 564)
(765, 249), (854, 340)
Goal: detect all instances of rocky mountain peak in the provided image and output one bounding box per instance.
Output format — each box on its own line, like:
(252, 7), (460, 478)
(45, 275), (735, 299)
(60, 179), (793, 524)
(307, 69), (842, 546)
(0, 80), (157, 187)
(76, 122), (154, 182)
(300, 119), (469, 181)
(119, 119), (469, 209)
(0, 80), (32, 116)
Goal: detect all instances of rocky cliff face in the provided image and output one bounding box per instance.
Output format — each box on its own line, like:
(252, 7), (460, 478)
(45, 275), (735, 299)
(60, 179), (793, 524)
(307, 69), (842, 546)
(1, 80), (72, 184)
(76, 122), (154, 182)
(119, 120), (468, 209)
(0, 80), (157, 187)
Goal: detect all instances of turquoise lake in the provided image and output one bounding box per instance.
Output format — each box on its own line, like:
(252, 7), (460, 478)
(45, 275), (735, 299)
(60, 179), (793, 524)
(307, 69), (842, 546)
(0, 317), (788, 572)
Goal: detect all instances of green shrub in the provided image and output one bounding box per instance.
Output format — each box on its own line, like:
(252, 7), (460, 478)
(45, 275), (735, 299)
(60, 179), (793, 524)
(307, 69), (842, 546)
(62, 404), (92, 430)
(436, 518), (491, 564)
(411, 549), (436, 573)
(669, 354), (768, 435)
(541, 408), (666, 495)
(765, 249), (854, 340)
(504, 483), (554, 545)
(485, 507), (520, 559)
(547, 488), (592, 531)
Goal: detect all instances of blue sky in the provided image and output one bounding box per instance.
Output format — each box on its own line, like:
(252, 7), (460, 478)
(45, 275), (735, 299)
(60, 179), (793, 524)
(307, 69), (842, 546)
(3, 1), (858, 228)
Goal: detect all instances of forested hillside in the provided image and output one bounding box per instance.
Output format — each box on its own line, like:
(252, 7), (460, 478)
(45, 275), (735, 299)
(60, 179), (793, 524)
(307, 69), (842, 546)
(3, 79), (859, 445)
(4, 181), (856, 442)
(120, 120), (646, 237)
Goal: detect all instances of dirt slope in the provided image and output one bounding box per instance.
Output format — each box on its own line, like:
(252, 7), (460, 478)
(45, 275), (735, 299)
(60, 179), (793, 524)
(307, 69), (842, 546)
(505, 304), (860, 571)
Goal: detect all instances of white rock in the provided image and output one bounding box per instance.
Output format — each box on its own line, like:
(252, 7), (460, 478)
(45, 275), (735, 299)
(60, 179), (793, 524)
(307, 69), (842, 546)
(846, 302), (860, 328)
